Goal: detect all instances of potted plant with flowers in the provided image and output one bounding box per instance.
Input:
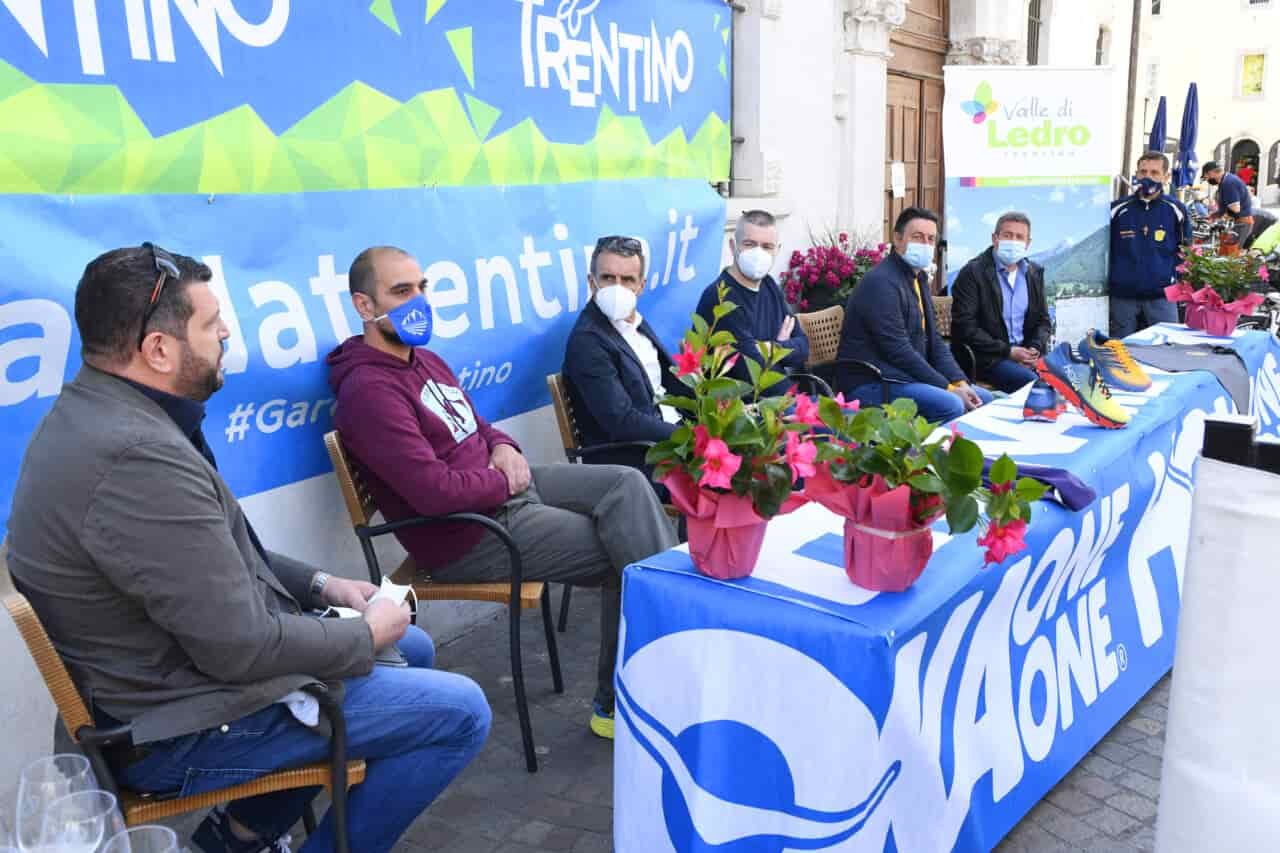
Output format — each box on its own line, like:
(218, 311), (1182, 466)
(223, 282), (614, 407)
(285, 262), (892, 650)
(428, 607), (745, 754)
(797, 397), (1047, 591)
(645, 285), (813, 579)
(1166, 247), (1269, 336)
(780, 231), (889, 311)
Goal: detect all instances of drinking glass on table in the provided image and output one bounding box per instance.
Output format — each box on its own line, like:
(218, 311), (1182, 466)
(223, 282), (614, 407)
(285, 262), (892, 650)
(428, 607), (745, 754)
(40, 791), (123, 853)
(15, 755), (98, 852)
(100, 827), (178, 853)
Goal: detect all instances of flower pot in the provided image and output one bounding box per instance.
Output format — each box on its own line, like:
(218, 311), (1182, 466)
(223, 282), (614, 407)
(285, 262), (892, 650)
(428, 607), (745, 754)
(843, 520), (933, 592)
(804, 467), (935, 592)
(685, 516), (769, 579)
(1200, 306), (1239, 337)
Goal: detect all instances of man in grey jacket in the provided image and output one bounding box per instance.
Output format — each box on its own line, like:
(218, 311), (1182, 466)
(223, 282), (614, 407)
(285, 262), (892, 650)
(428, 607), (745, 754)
(6, 245), (490, 853)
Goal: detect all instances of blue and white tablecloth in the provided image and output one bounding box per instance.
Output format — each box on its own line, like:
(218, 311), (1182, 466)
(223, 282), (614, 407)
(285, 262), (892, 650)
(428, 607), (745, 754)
(614, 328), (1280, 852)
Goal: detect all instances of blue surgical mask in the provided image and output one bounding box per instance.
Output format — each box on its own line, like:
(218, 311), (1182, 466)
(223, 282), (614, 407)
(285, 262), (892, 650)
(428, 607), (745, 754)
(1137, 176), (1162, 196)
(374, 294), (433, 347)
(995, 240), (1029, 266)
(900, 241), (934, 270)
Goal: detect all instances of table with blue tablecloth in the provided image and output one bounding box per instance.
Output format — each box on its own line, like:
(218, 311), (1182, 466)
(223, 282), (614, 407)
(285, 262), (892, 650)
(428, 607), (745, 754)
(613, 327), (1280, 852)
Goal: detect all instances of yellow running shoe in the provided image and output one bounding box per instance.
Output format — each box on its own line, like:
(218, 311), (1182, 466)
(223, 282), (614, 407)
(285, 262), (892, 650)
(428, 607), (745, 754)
(1036, 343), (1130, 429)
(590, 702), (615, 739)
(1078, 330), (1152, 392)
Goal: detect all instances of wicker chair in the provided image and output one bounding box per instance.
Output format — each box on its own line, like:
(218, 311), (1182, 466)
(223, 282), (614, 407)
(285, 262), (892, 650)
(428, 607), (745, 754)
(322, 430), (562, 773)
(795, 304), (906, 404)
(1, 591), (364, 853)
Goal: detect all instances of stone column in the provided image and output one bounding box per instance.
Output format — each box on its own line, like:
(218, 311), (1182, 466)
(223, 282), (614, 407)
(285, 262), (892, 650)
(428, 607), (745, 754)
(836, 0), (906, 239)
(947, 0), (1024, 66)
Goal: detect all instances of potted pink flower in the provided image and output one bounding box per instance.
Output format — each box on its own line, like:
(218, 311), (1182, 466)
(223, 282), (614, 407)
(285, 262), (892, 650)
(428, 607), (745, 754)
(646, 285), (812, 579)
(803, 398), (1047, 591)
(1165, 248), (1268, 336)
(780, 232), (888, 311)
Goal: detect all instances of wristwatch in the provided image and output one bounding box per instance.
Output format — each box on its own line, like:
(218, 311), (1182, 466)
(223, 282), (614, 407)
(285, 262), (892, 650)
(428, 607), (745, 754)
(309, 571), (331, 604)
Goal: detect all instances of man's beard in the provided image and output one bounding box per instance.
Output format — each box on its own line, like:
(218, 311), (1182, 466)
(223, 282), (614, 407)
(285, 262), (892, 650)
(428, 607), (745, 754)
(376, 319), (402, 347)
(175, 342), (224, 402)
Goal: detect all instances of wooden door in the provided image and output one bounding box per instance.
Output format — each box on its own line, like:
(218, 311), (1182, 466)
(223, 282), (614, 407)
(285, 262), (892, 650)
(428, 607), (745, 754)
(885, 73), (922, 236)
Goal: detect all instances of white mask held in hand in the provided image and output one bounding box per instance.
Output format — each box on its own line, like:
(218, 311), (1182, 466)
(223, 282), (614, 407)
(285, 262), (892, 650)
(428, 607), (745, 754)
(737, 246), (774, 281)
(594, 284), (638, 321)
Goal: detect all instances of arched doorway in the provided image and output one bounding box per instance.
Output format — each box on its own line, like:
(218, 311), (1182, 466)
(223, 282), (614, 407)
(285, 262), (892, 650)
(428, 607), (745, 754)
(1229, 138), (1261, 191)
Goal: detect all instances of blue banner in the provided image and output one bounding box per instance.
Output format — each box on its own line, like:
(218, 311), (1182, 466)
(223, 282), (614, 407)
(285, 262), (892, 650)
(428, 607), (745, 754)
(0, 178), (727, 530)
(615, 332), (1280, 852)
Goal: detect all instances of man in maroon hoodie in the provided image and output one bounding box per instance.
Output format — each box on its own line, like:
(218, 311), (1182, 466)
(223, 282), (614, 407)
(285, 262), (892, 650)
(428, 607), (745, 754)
(327, 246), (676, 739)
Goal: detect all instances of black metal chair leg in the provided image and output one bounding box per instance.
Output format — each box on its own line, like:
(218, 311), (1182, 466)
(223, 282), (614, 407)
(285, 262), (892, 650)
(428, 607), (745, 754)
(510, 599), (538, 773)
(557, 583), (572, 632)
(302, 803), (317, 836)
(541, 586), (564, 694)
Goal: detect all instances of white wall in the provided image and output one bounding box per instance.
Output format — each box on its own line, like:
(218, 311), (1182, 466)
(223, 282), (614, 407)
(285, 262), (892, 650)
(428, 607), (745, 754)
(1140, 1), (1280, 201)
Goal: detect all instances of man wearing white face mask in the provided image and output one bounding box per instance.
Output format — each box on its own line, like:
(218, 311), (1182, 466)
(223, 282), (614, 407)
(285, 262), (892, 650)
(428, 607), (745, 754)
(563, 235), (691, 498)
(950, 211), (1052, 393)
(695, 210), (809, 396)
(836, 207), (992, 422)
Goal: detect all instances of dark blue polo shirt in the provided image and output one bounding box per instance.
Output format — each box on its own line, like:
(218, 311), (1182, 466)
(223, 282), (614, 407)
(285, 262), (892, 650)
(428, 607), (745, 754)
(1216, 172), (1253, 218)
(1108, 192), (1191, 299)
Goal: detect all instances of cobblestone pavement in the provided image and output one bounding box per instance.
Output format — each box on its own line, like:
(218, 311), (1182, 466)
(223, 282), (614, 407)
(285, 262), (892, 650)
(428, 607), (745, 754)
(368, 588), (1167, 852)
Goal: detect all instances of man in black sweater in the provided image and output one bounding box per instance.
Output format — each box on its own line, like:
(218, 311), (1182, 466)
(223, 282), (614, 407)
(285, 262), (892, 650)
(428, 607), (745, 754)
(836, 207), (991, 422)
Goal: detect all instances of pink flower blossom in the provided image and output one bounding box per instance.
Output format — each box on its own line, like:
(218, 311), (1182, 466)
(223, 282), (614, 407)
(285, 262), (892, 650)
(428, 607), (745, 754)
(784, 431), (818, 483)
(799, 299), (810, 309)
(693, 424), (711, 457)
(723, 352), (741, 374)
(978, 518), (1028, 566)
(674, 342), (705, 376)
(949, 423), (964, 440)
(1261, 265), (1271, 282)
(699, 438), (742, 490)
(838, 232), (850, 244)
(990, 481), (1013, 495)
(790, 393), (824, 426)
(832, 392), (861, 412)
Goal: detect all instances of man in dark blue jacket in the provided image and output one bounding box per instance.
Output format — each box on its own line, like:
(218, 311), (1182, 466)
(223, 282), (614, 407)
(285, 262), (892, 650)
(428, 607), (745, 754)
(563, 236), (688, 496)
(695, 210), (809, 396)
(836, 206), (991, 422)
(1109, 152), (1191, 337)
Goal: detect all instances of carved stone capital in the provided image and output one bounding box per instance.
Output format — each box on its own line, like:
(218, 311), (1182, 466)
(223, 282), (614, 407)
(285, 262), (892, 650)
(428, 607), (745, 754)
(842, 0), (907, 58)
(946, 36), (1021, 66)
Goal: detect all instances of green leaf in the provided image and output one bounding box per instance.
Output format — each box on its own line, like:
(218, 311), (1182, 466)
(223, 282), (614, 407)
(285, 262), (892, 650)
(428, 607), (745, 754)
(705, 377), (754, 401)
(946, 494), (980, 533)
(888, 419), (917, 445)
(888, 397), (918, 420)
(818, 397), (846, 432)
(712, 301), (738, 322)
(663, 396), (699, 413)
(948, 437), (984, 478)
(745, 354), (763, 386)
(692, 313), (710, 339)
(759, 370), (786, 391)
(989, 454), (1017, 485)
(909, 472), (944, 493)
(708, 331), (735, 348)
(1014, 476), (1050, 503)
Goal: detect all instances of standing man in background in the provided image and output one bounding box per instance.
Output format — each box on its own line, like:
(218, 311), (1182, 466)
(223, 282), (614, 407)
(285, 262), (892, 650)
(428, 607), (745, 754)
(1203, 160), (1255, 251)
(1108, 152), (1191, 337)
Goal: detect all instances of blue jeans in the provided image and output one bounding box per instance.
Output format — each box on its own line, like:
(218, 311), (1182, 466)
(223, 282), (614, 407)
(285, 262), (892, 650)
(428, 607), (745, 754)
(851, 381), (993, 423)
(1110, 295), (1177, 338)
(980, 358), (1038, 393)
(118, 626), (490, 853)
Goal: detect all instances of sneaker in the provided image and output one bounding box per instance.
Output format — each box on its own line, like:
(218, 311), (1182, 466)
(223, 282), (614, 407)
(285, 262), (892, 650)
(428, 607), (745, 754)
(1022, 379), (1062, 422)
(192, 808), (292, 853)
(1036, 343), (1130, 429)
(589, 701), (615, 740)
(1077, 329), (1152, 392)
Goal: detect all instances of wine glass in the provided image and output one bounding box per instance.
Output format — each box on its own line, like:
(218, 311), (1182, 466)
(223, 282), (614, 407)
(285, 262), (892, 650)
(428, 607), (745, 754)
(40, 791), (123, 853)
(100, 828), (177, 853)
(15, 756), (97, 852)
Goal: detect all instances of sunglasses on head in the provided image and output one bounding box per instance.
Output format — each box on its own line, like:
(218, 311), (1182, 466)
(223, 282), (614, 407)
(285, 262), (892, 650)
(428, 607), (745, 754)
(138, 242), (181, 350)
(595, 235), (643, 253)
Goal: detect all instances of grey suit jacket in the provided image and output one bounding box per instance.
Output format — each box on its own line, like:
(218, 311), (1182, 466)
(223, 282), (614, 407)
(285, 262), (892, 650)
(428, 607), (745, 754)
(6, 367), (373, 744)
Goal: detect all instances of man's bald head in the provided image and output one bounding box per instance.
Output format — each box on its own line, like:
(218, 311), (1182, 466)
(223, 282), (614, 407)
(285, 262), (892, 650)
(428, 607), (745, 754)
(349, 246), (412, 298)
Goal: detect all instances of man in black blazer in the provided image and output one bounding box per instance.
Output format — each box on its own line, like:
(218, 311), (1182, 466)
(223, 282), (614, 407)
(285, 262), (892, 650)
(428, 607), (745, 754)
(949, 211), (1053, 393)
(563, 236), (688, 496)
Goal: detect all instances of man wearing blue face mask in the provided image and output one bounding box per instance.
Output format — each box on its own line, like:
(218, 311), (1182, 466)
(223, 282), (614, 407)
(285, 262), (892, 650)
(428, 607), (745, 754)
(1109, 151), (1191, 337)
(949, 211), (1052, 392)
(562, 235), (690, 499)
(327, 247), (676, 741)
(835, 207), (992, 422)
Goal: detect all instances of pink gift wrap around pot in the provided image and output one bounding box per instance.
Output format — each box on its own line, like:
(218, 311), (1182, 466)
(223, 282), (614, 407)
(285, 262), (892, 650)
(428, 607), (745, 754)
(804, 467), (934, 592)
(661, 469), (807, 579)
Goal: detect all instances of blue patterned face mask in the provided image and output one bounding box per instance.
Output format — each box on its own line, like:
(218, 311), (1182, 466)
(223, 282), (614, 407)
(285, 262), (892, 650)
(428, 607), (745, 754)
(374, 294), (433, 346)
